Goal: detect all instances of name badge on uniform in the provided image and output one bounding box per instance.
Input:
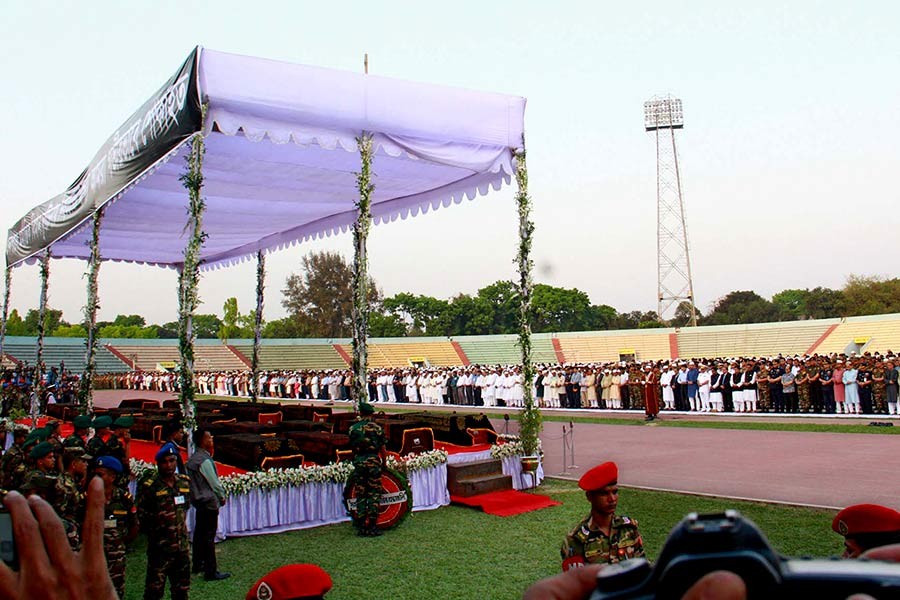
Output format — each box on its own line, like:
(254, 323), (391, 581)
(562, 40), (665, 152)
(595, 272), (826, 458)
(174, 495), (186, 505)
(104, 518), (117, 529)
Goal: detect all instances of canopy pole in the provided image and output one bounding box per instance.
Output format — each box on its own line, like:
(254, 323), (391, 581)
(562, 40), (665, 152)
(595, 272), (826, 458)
(177, 106), (208, 452)
(351, 134), (374, 407)
(513, 144), (542, 455)
(0, 264), (11, 366)
(78, 206), (104, 414)
(250, 249), (265, 403)
(34, 249), (51, 425)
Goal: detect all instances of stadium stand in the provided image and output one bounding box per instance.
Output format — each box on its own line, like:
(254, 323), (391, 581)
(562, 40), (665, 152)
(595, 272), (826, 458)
(107, 339), (247, 371)
(231, 340), (348, 370)
(342, 338), (462, 369)
(555, 329), (674, 363)
(676, 319), (839, 359)
(452, 333), (557, 365)
(813, 314), (900, 356)
(1, 336), (128, 373)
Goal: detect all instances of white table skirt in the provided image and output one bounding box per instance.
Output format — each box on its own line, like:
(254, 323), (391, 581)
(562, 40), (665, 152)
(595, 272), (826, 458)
(130, 452), (539, 539)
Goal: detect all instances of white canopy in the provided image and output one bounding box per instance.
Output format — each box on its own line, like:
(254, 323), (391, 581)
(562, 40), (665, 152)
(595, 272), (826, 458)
(7, 47), (526, 269)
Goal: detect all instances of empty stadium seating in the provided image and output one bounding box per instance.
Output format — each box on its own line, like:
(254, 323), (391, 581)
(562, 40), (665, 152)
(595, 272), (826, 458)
(109, 340), (248, 371)
(813, 314), (900, 355)
(230, 341), (348, 370)
(675, 320), (839, 359)
(452, 333), (557, 365)
(1, 336), (128, 373)
(555, 330), (674, 363)
(351, 338), (463, 369)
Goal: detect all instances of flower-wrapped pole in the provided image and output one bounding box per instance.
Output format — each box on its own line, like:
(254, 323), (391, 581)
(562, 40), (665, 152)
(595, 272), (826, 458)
(251, 249), (265, 403)
(351, 134), (374, 406)
(513, 146), (542, 457)
(33, 249), (51, 425)
(78, 206), (104, 413)
(0, 265), (11, 364)
(177, 108), (208, 450)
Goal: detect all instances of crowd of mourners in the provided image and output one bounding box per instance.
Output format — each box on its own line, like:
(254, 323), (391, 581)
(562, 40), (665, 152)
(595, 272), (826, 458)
(102, 351), (900, 416)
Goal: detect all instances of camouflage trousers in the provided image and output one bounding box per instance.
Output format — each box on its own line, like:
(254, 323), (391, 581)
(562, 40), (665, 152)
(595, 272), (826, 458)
(143, 550), (190, 600)
(106, 541), (127, 600)
(351, 456), (383, 530)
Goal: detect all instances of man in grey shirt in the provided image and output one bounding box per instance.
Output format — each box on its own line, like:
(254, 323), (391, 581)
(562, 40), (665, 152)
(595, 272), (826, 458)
(186, 430), (230, 581)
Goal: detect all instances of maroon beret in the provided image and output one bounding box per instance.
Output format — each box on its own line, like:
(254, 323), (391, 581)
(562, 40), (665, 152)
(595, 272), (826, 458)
(578, 461), (618, 492)
(246, 564), (332, 600)
(832, 504), (900, 537)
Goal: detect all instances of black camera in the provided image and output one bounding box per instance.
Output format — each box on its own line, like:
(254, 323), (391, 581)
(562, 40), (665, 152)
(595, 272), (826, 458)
(590, 510), (900, 600)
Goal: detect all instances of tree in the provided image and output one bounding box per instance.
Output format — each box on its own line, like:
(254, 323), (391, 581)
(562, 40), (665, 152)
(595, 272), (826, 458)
(192, 314), (223, 339)
(113, 314), (146, 328)
(672, 301), (701, 327)
(530, 284), (593, 333)
(586, 304), (618, 331)
(841, 275), (900, 316)
(369, 311), (407, 337)
(475, 281), (519, 334)
(772, 289), (808, 320)
(3, 309), (26, 336)
(218, 297), (243, 343)
(804, 287), (844, 319)
(281, 251), (380, 338)
(97, 324), (158, 338)
(381, 292), (449, 336)
(52, 324), (87, 337)
(24, 308), (67, 335)
(702, 291), (780, 325)
(262, 317), (305, 338)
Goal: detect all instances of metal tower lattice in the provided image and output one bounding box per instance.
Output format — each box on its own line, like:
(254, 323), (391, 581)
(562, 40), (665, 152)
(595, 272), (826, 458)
(644, 95), (697, 326)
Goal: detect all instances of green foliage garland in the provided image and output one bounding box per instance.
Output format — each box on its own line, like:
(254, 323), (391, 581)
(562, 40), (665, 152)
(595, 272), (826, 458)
(33, 249), (51, 423)
(78, 207), (104, 413)
(251, 250), (265, 403)
(513, 147), (542, 457)
(0, 265), (10, 362)
(351, 134), (374, 405)
(177, 110), (208, 435)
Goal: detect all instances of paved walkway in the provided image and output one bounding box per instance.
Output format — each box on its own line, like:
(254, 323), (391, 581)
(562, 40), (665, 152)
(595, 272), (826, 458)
(94, 391), (899, 508)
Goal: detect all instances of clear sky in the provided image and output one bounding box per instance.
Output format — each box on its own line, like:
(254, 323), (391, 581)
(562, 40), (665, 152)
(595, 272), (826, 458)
(1, 1), (898, 326)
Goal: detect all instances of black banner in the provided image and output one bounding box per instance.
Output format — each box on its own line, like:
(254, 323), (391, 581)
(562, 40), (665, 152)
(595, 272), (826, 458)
(6, 47), (203, 266)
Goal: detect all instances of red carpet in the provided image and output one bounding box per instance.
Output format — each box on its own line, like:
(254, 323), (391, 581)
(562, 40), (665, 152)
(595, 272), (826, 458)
(450, 490), (561, 517)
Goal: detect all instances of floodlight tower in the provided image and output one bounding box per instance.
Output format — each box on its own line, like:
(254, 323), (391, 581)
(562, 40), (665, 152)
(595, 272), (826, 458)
(644, 95), (698, 326)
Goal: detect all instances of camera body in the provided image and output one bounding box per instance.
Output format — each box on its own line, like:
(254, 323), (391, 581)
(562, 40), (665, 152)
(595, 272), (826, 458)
(590, 510), (900, 600)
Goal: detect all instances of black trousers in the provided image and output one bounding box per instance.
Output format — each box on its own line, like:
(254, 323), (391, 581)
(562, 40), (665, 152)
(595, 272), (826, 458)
(192, 507), (219, 577)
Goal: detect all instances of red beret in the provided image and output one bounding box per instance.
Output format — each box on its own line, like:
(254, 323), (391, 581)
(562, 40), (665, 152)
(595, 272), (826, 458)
(832, 504), (900, 537)
(578, 461), (618, 492)
(246, 564), (333, 600)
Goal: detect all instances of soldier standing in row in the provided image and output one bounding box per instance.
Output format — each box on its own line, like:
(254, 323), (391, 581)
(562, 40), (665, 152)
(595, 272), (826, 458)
(348, 402), (387, 537)
(59, 447), (90, 549)
(87, 415), (114, 458)
(138, 443), (192, 600)
(64, 414), (93, 450)
(97, 455), (139, 599)
(0, 425), (28, 489)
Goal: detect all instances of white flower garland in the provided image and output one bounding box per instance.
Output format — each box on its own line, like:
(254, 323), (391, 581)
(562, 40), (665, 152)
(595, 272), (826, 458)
(490, 435), (542, 460)
(130, 449), (450, 497)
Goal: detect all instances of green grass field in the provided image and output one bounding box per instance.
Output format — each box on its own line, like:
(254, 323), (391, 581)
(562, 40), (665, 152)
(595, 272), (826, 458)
(121, 479), (839, 600)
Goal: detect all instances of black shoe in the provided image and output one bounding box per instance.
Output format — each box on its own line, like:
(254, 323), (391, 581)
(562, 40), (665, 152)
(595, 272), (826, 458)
(204, 572), (231, 581)
(367, 527), (383, 537)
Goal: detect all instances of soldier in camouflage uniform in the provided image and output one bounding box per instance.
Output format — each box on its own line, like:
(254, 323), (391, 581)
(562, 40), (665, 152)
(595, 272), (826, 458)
(63, 414), (93, 450)
(561, 461), (644, 568)
(806, 360), (822, 413)
(347, 402), (387, 537)
(138, 443), (192, 600)
(96, 455), (139, 599)
(59, 446), (90, 550)
(797, 366), (811, 412)
(628, 367), (644, 411)
(86, 415), (115, 459)
(0, 425), (28, 490)
(872, 360), (887, 414)
(45, 420), (65, 474)
(756, 362), (770, 412)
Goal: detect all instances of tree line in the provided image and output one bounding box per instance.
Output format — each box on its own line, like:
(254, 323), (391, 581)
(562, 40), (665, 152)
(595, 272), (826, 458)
(3, 252), (898, 339)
